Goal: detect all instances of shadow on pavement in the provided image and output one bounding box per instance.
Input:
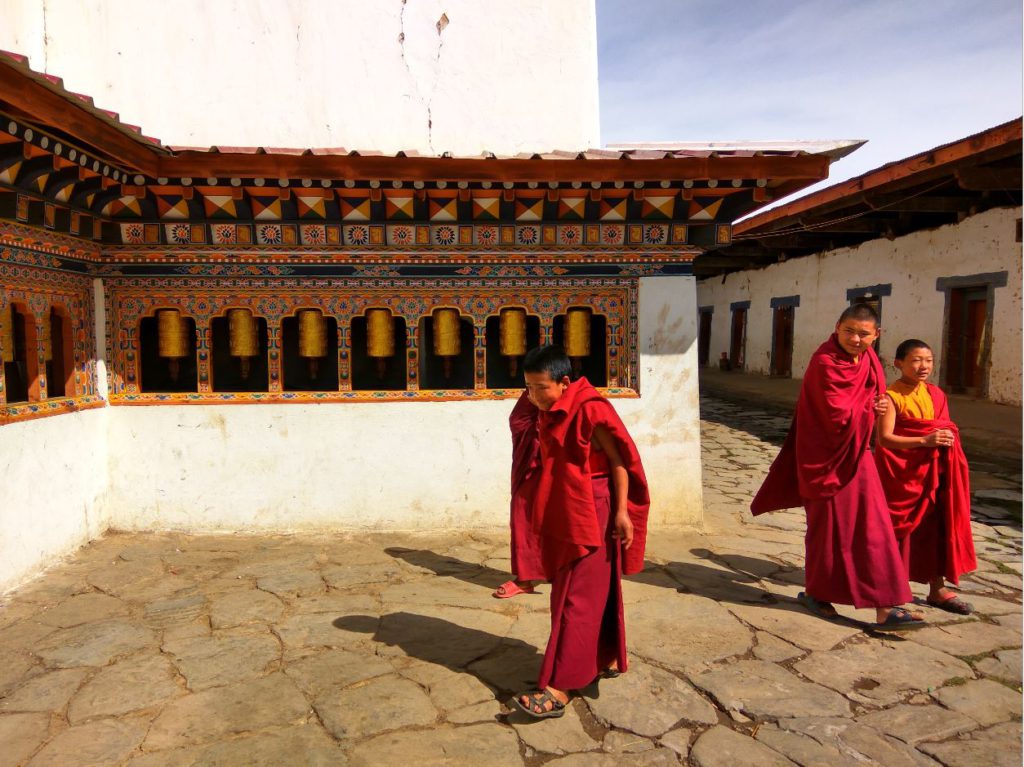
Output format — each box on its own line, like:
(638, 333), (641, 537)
(386, 545), (828, 624)
(334, 612), (545, 700)
(385, 547), (510, 589)
(698, 403), (791, 446)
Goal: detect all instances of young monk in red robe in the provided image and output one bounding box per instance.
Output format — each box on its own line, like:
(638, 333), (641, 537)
(510, 345), (649, 718)
(875, 339), (977, 614)
(751, 304), (924, 630)
(493, 391), (546, 598)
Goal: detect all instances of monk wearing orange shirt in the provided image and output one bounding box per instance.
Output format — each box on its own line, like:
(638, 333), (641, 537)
(510, 345), (649, 718)
(752, 304), (923, 630)
(875, 339), (977, 614)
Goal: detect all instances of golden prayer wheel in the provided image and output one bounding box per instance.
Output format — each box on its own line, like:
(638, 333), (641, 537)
(367, 308), (395, 379)
(565, 307), (591, 377)
(157, 309), (190, 382)
(228, 308), (259, 379)
(297, 309), (328, 379)
(41, 312), (52, 362)
(1, 304), (13, 364)
(499, 308), (527, 377)
(433, 308), (461, 379)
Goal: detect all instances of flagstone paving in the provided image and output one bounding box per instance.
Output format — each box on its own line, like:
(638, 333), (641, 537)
(0, 396), (1020, 766)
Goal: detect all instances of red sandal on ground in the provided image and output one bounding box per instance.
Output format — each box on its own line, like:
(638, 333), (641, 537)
(492, 579), (535, 599)
(926, 591), (974, 615)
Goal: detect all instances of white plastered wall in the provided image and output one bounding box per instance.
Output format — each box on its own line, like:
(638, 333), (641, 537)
(100, 276), (703, 533)
(0, 409), (110, 593)
(696, 206), (1023, 405)
(0, 0), (600, 154)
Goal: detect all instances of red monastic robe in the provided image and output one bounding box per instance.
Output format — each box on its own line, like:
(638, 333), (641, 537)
(533, 378), (650, 579)
(508, 391), (544, 582)
(874, 383), (977, 585)
(751, 336), (911, 608)
(533, 378), (650, 691)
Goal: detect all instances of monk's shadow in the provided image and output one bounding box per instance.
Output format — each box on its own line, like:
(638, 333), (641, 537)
(385, 545), (807, 615)
(625, 547), (826, 619)
(385, 547), (510, 589)
(334, 612), (546, 701)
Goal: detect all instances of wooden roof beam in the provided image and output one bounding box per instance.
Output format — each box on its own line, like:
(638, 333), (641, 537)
(693, 255), (765, 268)
(864, 194), (975, 213)
(797, 216), (891, 233)
(956, 166), (1023, 192)
(157, 153), (829, 185)
(0, 61), (161, 176)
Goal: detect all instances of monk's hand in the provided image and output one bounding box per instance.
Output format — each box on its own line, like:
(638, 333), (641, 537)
(872, 396), (890, 417)
(924, 429), (955, 447)
(614, 511), (634, 549)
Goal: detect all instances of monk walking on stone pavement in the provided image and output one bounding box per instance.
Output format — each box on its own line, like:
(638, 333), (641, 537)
(751, 304), (925, 630)
(875, 338), (977, 614)
(509, 345), (650, 718)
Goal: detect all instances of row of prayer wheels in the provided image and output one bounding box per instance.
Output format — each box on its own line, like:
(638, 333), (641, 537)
(152, 305), (595, 382)
(1, 304), (54, 364)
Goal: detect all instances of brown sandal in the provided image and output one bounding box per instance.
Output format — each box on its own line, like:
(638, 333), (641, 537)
(926, 594), (974, 615)
(510, 689), (566, 719)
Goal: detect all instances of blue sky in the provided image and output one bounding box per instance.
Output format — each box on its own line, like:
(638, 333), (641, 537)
(597, 0), (1022, 196)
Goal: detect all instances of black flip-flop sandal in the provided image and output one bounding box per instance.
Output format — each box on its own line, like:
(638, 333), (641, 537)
(873, 607), (926, 631)
(509, 689), (567, 719)
(797, 591), (840, 621)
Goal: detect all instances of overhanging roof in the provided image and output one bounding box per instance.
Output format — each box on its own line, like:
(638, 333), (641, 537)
(0, 47), (863, 250)
(696, 119), (1023, 277)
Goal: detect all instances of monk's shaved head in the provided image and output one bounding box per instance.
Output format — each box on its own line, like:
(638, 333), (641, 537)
(838, 303), (880, 327)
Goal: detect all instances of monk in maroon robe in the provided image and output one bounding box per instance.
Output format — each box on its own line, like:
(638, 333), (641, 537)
(875, 339), (976, 614)
(493, 391), (545, 598)
(752, 304), (923, 630)
(510, 345), (649, 718)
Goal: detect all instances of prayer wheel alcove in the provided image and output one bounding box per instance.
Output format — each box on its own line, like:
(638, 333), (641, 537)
(211, 310), (270, 392)
(281, 310), (339, 392)
(553, 308), (608, 386)
(44, 307), (74, 399)
(139, 310), (199, 393)
(2, 304), (31, 403)
(485, 309), (541, 389)
(419, 309), (474, 390)
(350, 310), (408, 391)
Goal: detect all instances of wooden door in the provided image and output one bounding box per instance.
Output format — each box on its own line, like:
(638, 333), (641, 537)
(698, 311), (712, 366)
(945, 287), (988, 394)
(729, 308), (746, 370)
(771, 306), (794, 377)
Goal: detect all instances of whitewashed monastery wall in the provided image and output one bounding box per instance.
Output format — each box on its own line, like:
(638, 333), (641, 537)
(0, 0), (600, 154)
(697, 206), (1022, 405)
(101, 276), (704, 535)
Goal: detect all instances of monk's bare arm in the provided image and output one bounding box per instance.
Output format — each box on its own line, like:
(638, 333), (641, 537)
(592, 424), (633, 548)
(875, 396), (955, 449)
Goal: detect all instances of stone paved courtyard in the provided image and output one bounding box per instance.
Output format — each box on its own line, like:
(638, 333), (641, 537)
(1, 396), (1020, 766)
